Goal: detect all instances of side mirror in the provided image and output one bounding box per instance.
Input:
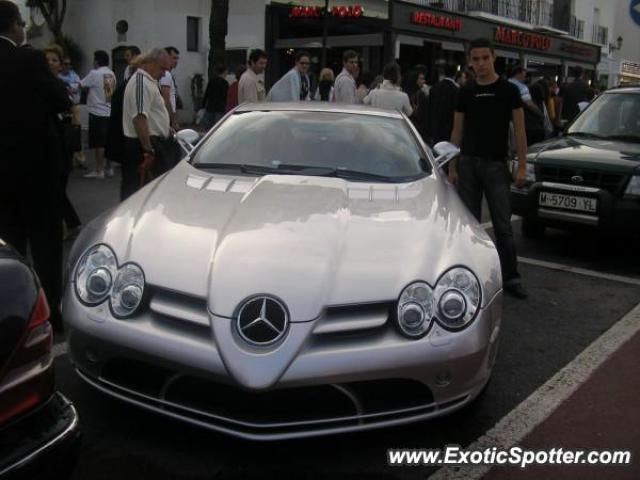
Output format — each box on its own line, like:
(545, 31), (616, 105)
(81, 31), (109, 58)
(577, 101), (589, 112)
(175, 129), (201, 155)
(433, 141), (460, 168)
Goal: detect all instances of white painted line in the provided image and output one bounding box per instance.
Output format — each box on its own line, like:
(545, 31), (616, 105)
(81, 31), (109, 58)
(52, 341), (68, 358)
(429, 301), (640, 480)
(518, 256), (640, 286)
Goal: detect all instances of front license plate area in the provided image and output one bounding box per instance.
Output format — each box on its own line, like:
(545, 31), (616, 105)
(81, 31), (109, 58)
(538, 192), (597, 213)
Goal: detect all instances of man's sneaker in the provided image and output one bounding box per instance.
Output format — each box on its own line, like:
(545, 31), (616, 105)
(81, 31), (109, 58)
(504, 283), (528, 300)
(105, 167), (115, 177)
(84, 171), (104, 179)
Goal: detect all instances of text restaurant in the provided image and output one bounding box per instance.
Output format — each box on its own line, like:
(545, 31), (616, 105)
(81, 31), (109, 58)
(265, 1), (601, 87)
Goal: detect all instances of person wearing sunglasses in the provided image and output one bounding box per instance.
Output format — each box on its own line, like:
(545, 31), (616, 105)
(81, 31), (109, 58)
(0, 0), (72, 331)
(266, 50), (311, 102)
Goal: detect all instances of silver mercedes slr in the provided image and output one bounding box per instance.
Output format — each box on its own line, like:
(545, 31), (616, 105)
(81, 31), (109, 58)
(63, 103), (503, 440)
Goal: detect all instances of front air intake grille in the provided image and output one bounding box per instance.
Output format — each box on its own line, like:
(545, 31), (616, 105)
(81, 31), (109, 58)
(538, 166), (628, 196)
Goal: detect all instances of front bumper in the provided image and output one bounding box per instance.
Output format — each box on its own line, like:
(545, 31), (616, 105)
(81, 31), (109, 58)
(63, 285), (502, 440)
(512, 181), (640, 232)
(0, 393), (80, 479)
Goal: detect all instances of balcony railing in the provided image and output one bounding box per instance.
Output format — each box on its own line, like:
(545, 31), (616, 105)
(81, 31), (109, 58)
(569, 15), (585, 39)
(418, 0), (554, 28)
(592, 24), (608, 45)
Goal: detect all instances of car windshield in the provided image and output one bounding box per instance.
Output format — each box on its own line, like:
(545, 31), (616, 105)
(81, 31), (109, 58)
(567, 92), (640, 142)
(192, 111), (429, 182)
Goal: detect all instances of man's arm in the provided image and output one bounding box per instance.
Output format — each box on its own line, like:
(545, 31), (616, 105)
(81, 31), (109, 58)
(448, 112), (464, 184)
(512, 107), (528, 187)
(160, 85), (177, 128)
(132, 114), (153, 153)
(524, 99), (543, 117)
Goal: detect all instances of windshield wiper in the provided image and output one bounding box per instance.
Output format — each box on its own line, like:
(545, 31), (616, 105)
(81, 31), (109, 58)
(328, 168), (424, 183)
(195, 162), (336, 176)
(565, 131), (608, 139)
(600, 134), (640, 143)
(194, 163), (424, 182)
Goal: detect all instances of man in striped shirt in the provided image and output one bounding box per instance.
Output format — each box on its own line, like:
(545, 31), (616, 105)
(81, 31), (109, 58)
(121, 48), (172, 200)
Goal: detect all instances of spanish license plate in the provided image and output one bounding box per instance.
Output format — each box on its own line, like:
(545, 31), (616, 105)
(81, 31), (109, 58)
(538, 192), (597, 213)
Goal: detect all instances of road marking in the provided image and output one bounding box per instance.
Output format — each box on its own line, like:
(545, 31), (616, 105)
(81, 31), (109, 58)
(429, 301), (640, 480)
(52, 341), (68, 358)
(518, 256), (640, 286)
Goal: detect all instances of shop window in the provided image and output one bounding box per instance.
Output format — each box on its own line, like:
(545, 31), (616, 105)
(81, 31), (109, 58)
(187, 16), (200, 52)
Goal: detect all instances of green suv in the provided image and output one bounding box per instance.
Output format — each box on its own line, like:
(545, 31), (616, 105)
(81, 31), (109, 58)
(511, 87), (640, 237)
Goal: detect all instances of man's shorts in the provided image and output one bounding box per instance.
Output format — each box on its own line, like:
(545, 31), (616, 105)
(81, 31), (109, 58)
(88, 113), (110, 149)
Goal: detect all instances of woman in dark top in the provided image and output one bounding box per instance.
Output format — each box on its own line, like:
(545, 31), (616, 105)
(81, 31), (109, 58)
(44, 45), (81, 238)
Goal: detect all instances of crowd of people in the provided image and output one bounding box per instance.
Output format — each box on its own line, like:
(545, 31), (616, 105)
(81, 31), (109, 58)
(0, 0), (604, 328)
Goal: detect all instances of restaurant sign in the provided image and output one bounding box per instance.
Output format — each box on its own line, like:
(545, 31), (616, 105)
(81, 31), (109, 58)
(290, 5), (364, 18)
(494, 27), (551, 51)
(410, 11), (463, 32)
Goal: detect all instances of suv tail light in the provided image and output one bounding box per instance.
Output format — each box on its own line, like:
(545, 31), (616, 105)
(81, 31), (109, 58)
(0, 289), (55, 425)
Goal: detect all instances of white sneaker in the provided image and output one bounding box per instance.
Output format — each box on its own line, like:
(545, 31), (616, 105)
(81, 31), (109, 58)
(105, 167), (115, 178)
(84, 171), (105, 179)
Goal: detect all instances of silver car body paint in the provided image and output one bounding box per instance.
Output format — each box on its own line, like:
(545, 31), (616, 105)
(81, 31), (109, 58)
(63, 103), (503, 440)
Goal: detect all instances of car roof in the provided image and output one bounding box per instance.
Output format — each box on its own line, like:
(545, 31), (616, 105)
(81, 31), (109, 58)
(605, 86), (640, 94)
(235, 102), (404, 119)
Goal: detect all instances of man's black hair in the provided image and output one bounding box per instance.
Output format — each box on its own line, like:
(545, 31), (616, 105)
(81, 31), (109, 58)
(165, 46), (180, 55)
(234, 64), (247, 78)
(444, 64), (458, 78)
(295, 50), (310, 63)
(468, 37), (495, 54)
(0, 0), (20, 34)
(508, 65), (526, 78)
(128, 45), (141, 56)
(248, 49), (267, 64)
(573, 66), (584, 78)
(94, 50), (110, 67)
(342, 49), (358, 63)
(215, 63), (227, 75)
(382, 62), (401, 85)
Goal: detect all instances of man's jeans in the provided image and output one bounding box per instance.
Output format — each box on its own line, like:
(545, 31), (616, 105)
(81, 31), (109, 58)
(457, 156), (520, 284)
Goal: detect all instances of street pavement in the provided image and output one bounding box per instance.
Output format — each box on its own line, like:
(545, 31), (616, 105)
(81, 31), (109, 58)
(54, 162), (640, 479)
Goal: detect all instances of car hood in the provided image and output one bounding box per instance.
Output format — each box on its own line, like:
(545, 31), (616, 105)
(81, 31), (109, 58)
(72, 161), (500, 320)
(529, 136), (640, 173)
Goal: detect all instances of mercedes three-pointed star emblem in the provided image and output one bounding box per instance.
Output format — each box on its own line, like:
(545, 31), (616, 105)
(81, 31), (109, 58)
(236, 296), (289, 346)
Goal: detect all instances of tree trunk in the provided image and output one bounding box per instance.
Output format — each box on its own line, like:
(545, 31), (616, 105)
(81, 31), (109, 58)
(208, 0), (229, 78)
(29, 0), (67, 44)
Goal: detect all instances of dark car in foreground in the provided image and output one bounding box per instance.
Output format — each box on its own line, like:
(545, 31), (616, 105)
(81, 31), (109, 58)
(0, 239), (80, 479)
(511, 87), (640, 237)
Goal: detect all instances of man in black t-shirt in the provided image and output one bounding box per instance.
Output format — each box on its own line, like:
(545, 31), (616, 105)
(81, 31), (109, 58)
(449, 38), (528, 299)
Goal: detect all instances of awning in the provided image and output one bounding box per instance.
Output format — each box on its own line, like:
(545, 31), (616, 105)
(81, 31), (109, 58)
(565, 60), (597, 69)
(441, 41), (465, 52)
(495, 49), (519, 59)
(274, 33), (383, 49)
(526, 55), (562, 65)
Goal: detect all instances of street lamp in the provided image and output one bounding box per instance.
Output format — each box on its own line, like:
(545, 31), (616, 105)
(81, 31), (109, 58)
(609, 35), (623, 54)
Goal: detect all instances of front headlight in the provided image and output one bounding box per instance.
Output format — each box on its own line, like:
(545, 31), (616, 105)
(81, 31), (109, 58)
(74, 244), (145, 318)
(434, 267), (481, 330)
(75, 244), (117, 305)
(511, 160), (536, 183)
(110, 264), (145, 318)
(396, 282), (435, 338)
(624, 176), (640, 197)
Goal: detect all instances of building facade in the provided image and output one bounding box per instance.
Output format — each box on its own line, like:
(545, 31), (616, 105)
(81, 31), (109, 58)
(18, 0), (637, 118)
